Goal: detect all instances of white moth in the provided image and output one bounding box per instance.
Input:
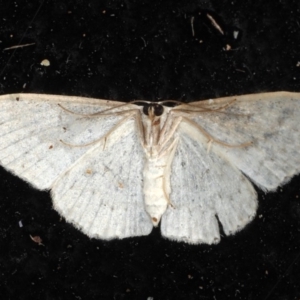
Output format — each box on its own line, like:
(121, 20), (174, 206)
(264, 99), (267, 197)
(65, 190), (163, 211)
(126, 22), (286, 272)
(0, 92), (299, 244)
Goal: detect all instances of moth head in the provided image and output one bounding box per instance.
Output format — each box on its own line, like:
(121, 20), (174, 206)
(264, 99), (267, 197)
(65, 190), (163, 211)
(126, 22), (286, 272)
(143, 103), (164, 119)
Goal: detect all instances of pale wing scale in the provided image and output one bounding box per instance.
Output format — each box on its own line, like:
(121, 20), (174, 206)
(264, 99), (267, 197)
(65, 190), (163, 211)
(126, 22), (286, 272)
(175, 92), (300, 191)
(0, 93), (135, 190)
(161, 121), (257, 244)
(51, 119), (152, 239)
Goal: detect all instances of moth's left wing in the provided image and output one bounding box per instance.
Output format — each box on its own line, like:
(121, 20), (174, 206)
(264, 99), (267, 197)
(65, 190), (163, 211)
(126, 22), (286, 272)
(51, 118), (153, 239)
(0, 93), (153, 239)
(0, 93), (133, 190)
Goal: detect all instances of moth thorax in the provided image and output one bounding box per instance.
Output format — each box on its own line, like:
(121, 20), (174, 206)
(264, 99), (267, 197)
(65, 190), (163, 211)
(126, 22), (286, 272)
(143, 113), (162, 150)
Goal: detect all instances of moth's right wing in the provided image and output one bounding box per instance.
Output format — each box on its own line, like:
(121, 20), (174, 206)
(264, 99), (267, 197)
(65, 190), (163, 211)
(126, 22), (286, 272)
(161, 121), (257, 244)
(175, 92), (300, 191)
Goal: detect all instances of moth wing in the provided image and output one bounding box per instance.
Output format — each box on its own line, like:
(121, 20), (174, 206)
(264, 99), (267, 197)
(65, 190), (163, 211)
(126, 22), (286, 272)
(161, 121), (257, 244)
(0, 93), (133, 190)
(0, 93), (152, 239)
(51, 118), (152, 239)
(177, 92), (300, 191)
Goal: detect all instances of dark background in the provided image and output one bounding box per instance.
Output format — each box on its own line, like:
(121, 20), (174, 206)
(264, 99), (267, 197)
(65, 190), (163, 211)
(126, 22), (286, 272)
(0, 0), (300, 299)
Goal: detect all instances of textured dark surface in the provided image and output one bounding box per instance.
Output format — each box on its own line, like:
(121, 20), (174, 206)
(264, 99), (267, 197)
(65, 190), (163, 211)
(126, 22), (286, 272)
(0, 1), (300, 299)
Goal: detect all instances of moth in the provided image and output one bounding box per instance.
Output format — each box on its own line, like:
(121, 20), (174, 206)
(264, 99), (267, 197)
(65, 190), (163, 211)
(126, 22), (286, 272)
(0, 92), (299, 244)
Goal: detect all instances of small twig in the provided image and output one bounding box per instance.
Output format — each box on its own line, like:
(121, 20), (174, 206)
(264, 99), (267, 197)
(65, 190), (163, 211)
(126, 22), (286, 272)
(191, 16), (195, 37)
(206, 13), (224, 35)
(141, 37), (147, 47)
(3, 43), (35, 51)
